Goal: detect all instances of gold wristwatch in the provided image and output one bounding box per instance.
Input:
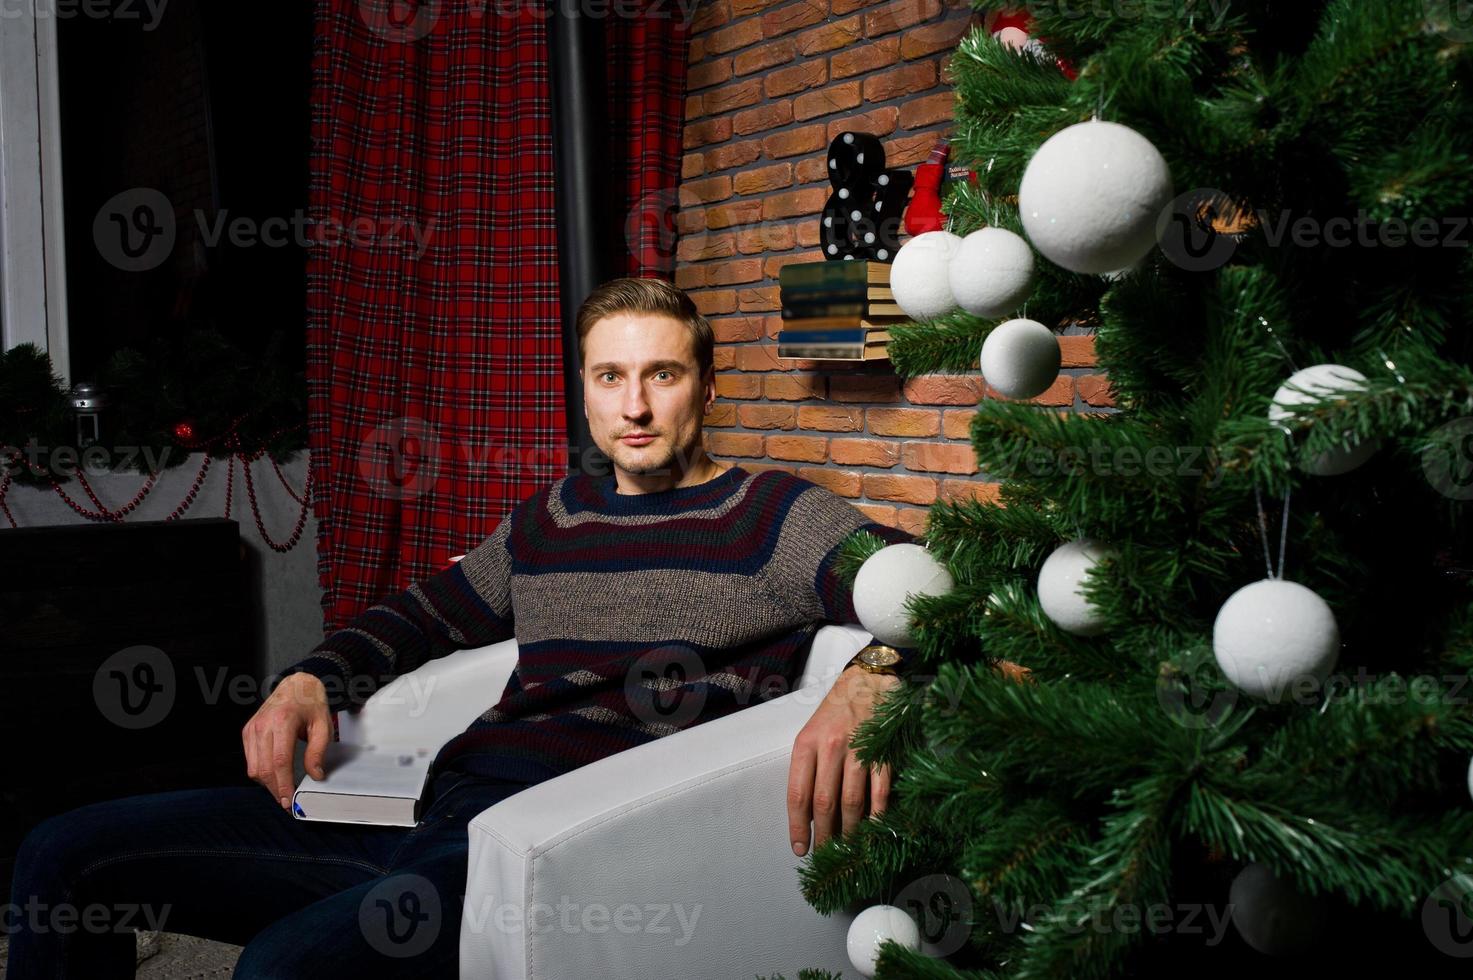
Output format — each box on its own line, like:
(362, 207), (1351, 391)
(845, 643), (904, 676)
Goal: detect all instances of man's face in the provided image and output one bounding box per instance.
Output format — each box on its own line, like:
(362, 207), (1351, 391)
(582, 313), (715, 481)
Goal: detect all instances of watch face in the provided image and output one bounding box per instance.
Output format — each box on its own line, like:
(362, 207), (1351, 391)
(860, 645), (901, 668)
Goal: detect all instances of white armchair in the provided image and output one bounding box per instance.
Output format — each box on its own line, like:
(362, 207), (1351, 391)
(331, 623), (874, 979)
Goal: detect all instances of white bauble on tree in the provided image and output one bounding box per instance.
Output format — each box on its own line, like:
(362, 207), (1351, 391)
(1018, 120), (1173, 275)
(1267, 363), (1380, 476)
(1212, 579), (1339, 700)
(846, 904), (921, 978)
(891, 231), (963, 321)
(979, 318), (1060, 400)
(1037, 538), (1116, 636)
(1228, 863), (1329, 957)
(853, 543), (954, 648)
(949, 227), (1035, 318)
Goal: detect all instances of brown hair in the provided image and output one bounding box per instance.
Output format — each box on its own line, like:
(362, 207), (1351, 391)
(575, 277), (714, 376)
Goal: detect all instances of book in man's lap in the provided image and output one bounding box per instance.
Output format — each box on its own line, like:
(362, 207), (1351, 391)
(292, 742), (434, 827)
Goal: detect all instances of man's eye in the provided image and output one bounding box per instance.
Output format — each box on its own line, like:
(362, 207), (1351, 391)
(655, 371), (672, 380)
(601, 373), (617, 382)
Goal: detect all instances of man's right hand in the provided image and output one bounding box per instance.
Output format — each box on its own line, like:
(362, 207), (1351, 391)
(242, 672), (333, 810)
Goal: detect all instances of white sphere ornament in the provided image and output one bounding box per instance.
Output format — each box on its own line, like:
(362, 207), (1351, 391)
(1267, 363), (1380, 476)
(853, 543), (954, 648)
(1467, 756), (1473, 803)
(980, 318), (1060, 400)
(949, 226), (1036, 318)
(1018, 120), (1173, 275)
(1228, 862), (1329, 956)
(846, 904), (921, 978)
(1037, 538), (1115, 636)
(1213, 579), (1339, 701)
(890, 231), (963, 321)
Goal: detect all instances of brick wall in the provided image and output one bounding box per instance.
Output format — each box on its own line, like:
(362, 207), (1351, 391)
(676, 0), (1112, 534)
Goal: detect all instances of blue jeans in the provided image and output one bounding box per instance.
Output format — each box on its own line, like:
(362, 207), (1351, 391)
(5, 767), (542, 979)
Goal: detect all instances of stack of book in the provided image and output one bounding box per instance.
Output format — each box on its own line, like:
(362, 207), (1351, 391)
(777, 260), (906, 361)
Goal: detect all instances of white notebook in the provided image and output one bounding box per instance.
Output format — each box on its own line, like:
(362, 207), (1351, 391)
(292, 742), (435, 827)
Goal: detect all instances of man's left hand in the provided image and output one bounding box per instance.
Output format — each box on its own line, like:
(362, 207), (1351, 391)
(787, 666), (901, 857)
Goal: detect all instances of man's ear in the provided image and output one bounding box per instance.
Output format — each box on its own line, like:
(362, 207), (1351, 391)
(703, 365), (717, 412)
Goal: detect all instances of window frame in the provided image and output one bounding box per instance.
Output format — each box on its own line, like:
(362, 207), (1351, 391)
(0, 5), (71, 382)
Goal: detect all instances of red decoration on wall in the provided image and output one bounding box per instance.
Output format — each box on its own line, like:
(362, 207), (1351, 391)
(904, 140), (952, 236)
(984, 8), (1079, 81)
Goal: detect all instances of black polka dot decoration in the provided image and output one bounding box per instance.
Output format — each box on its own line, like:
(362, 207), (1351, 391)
(820, 131), (912, 262)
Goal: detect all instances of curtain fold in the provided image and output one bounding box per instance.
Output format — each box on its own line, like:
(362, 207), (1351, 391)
(307, 0), (691, 632)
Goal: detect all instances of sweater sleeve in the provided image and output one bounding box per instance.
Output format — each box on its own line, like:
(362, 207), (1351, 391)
(278, 514), (517, 711)
(765, 479), (915, 626)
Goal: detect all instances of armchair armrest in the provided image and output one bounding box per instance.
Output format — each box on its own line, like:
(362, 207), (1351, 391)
(458, 623), (872, 980)
(335, 638), (520, 750)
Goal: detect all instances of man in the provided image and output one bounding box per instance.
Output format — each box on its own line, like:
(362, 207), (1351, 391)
(7, 277), (913, 978)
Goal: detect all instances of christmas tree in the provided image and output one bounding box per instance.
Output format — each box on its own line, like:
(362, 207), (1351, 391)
(774, 2), (1473, 976)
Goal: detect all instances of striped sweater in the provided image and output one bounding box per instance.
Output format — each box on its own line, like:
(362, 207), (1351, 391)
(282, 465), (913, 784)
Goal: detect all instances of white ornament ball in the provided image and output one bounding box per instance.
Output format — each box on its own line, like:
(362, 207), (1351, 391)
(853, 543), (954, 648)
(846, 904), (921, 978)
(890, 231), (963, 321)
(1213, 579), (1339, 701)
(949, 227), (1036, 318)
(1467, 756), (1473, 803)
(1018, 120), (1173, 275)
(1228, 862), (1329, 957)
(979, 318), (1060, 400)
(1267, 363), (1380, 476)
(1037, 538), (1115, 636)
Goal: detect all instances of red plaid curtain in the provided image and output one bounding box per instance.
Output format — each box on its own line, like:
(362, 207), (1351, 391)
(307, 1), (690, 632)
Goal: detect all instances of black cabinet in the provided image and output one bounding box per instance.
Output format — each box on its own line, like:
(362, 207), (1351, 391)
(0, 518), (257, 888)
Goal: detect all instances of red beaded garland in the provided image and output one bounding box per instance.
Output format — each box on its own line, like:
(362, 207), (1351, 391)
(0, 424), (309, 548)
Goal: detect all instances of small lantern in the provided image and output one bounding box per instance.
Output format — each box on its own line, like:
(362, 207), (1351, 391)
(70, 382), (108, 448)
